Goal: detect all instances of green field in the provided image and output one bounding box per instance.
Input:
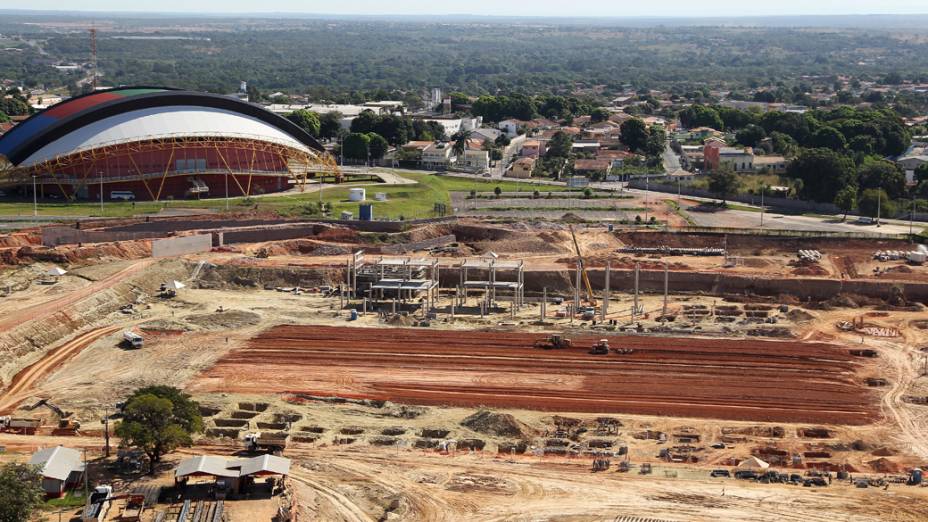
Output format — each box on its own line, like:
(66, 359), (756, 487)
(0, 172), (580, 220)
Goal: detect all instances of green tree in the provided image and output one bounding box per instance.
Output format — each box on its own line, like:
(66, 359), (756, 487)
(286, 109), (321, 137)
(857, 157), (905, 199)
(318, 111), (343, 140)
(343, 133), (371, 160)
(367, 132), (389, 160)
(451, 129), (473, 156)
(915, 163), (928, 184)
(546, 131), (573, 158)
(115, 386), (203, 474)
(590, 108), (610, 123)
(350, 110), (379, 134)
(620, 118), (649, 152)
(707, 164), (741, 204)
(858, 188), (895, 219)
(769, 131), (799, 156)
(679, 105), (723, 130)
(736, 124), (767, 147)
(810, 126), (847, 151)
(0, 462), (45, 522)
(0, 111), (9, 123)
(786, 148), (856, 203)
(833, 185), (858, 221)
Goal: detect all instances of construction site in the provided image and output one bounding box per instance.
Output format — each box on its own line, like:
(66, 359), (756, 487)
(2, 210), (928, 521)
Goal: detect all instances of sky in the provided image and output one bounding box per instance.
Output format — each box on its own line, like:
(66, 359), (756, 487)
(13, 0), (928, 17)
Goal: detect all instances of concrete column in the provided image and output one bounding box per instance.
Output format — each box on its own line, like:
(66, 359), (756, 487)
(602, 262), (610, 322)
(633, 262), (640, 322)
(662, 263), (669, 319)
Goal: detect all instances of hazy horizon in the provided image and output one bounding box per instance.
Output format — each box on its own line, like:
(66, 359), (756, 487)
(7, 0), (928, 18)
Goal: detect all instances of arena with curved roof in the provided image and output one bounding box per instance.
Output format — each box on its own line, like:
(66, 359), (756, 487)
(0, 87), (336, 201)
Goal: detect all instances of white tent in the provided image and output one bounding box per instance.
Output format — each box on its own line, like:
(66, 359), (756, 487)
(165, 280), (186, 291)
(47, 266), (67, 277)
(736, 456), (770, 470)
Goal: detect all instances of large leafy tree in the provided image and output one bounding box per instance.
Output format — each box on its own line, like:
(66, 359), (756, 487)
(0, 463), (45, 522)
(858, 188), (895, 218)
(318, 111), (343, 140)
(833, 185), (858, 221)
(810, 126), (847, 151)
(286, 109), (321, 137)
(679, 105), (723, 130)
(736, 124), (767, 147)
(546, 131), (573, 158)
(342, 132), (371, 160)
(857, 157), (906, 199)
(350, 110), (379, 134)
(367, 132), (389, 160)
(786, 148), (856, 203)
(451, 129), (473, 156)
(620, 118), (649, 153)
(115, 386), (203, 474)
(708, 164), (741, 204)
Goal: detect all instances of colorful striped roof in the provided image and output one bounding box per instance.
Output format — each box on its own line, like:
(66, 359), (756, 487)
(0, 88), (170, 161)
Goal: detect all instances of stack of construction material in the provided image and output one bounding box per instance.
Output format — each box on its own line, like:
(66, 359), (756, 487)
(797, 250), (822, 262)
(619, 246), (726, 256)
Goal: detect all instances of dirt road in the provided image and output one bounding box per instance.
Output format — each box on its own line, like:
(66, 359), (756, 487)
(0, 325), (121, 414)
(0, 259), (153, 334)
(195, 325), (876, 424)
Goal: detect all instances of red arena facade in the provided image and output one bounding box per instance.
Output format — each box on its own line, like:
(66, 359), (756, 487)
(0, 87), (334, 201)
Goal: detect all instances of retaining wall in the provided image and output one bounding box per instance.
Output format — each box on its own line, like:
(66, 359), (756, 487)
(41, 226), (162, 247)
(152, 234), (212, 258)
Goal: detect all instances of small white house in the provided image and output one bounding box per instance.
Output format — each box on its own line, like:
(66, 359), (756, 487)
(30, 446), (84, 498)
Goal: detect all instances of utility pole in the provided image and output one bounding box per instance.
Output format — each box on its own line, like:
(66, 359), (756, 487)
(574, 261), (582, 311)
(877, 193), (881, 228)
(32, 175), (37, 217)
(911, 193), (916, 236)
(760, 186), (765, 227)
(102, 406), (110, 457)
(99, 170), (103, 215)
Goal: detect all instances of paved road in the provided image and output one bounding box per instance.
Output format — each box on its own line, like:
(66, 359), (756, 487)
(662, 141), (683, 175)
(685, 206), (915, 235)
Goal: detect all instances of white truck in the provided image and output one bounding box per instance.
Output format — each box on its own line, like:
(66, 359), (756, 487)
(122, 331), (143, 349)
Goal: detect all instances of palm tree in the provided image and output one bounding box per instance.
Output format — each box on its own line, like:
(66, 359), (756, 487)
(451, 129), (474, 156)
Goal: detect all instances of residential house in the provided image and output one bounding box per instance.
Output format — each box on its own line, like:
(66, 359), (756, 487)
(507, 157), (536, 179)
(521, 140), (544, 158)
(718, 147), (755, 172)
(399, 141), (432, 163)
(752, 155), (789, 174)
(499, 119), (522, 138)
(458, 148), (490, 173)
(571, 141), (601, 154)
(573, 159), (612, 179)
(30, 446), (84, 498)
(897, 146), (928, 184)
(421, 142), (454, 170)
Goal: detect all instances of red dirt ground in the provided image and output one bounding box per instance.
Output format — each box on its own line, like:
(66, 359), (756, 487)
(193, 325), (877, 425)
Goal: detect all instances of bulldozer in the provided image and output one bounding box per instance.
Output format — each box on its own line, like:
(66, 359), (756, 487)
(534, 335), (572, 350)
(590, 339), (610, 355)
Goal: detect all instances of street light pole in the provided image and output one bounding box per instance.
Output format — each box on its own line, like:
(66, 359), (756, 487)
(32, 175), (37, 217)
(760, 186), (765, 227)
(99, 170), (103, 215)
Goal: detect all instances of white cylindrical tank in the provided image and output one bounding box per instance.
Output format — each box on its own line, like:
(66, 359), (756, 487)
(375, 192), (387, 201)
(348, 188), (366, 202)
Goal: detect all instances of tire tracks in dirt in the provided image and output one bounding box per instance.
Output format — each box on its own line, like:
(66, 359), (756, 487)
(0, 325), (122, 414)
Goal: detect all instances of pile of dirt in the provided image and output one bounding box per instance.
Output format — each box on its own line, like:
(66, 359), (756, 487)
(885, 265), (914, 274)
(185, 310), (261, 330)
(792, 265), (829, 276)
(871, 447), (897, 457)
(786, 309), (815, 323)
(867, 457), (900, 473)
(461, 410), (531, 439)
(0, 240), (152, 266)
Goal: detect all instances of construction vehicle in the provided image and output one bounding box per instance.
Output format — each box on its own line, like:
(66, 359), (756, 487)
(590, 339), (610, 355)
(0, 416), (40, 434)
(122, 331), (143, 349)
(568, 224), (597, 307)
(534, 335), (572, 350)
(81, 485), (113, 522)
(244, 432), (288, 455)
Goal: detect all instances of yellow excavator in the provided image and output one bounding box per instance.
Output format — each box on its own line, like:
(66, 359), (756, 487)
(568, 224), (597, 307)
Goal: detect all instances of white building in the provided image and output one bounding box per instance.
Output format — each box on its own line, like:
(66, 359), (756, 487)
(422, 142), (454, 169)
(458, 149), (490, 173)
(499, 119), (521, 138)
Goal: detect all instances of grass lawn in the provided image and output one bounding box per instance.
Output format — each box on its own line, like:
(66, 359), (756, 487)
(0, 172), (588, 221)
(45, 490), (86, 508)
(689, 173), (793, 195)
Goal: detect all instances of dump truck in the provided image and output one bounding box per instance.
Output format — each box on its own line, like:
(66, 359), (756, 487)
(122, 331), (143, 349)
(533, 335), (572, 350)
(244, 432), (289, 455)
(0, 416), (40, 434)
(590, 339), (610, 355)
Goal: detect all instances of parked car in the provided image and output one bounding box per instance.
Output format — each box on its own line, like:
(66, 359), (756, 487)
(709, 469), (731, 478)
(734, 470), (757, 480)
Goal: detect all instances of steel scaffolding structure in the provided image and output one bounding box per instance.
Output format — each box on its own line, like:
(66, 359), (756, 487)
(0, 133), (339, 201)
